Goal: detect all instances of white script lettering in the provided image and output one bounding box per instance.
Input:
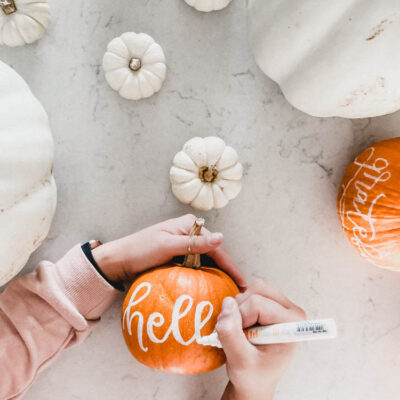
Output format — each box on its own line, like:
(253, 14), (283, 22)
(339, 147), (391, 260)
(122, 282), (214, 352)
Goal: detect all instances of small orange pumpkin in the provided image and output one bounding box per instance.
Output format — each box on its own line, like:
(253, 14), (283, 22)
(121, 218), (239, 374)
(337, 137), (400, 270)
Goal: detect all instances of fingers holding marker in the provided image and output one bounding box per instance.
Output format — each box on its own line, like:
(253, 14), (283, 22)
(238, 294), (305, 329)
(216, 293), (305, 358)
(216, 297), (255, 366)
(236, 279), (296, 310)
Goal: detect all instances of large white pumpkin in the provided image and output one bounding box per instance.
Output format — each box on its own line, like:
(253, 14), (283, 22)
(0, 60), (56, 286)
(248, 0), (400, 118)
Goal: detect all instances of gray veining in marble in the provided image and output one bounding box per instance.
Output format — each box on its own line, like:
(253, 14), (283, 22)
(2, 0), (400, 399)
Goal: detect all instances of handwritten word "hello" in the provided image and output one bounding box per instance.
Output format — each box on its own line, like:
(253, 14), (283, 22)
(122, 282), (214, 352)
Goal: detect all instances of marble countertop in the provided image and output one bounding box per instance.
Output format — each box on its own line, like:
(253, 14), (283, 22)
(2, 0), (400, 399)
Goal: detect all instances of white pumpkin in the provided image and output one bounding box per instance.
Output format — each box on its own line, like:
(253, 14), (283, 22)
(184, 0), (232, 12)
(248, 0), (400, 118)
(0, 60), (56, 286)
(0, 0), (50, 47)
(170, 137), (243, 211)
(103, 32), (167, 100)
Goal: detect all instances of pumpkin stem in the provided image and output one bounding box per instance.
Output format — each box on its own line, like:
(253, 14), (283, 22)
(129, 57), (142, 72)
(0, 0), (17, 15)
(183, 218), (205, 269)
(199, 166), (218, 183)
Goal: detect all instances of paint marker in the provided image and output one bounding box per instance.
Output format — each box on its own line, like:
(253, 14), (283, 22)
(197, 318), (337, 348)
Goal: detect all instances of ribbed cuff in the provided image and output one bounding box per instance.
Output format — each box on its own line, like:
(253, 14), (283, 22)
(54, 245), (120, 320)
(81, 242), (125, 291)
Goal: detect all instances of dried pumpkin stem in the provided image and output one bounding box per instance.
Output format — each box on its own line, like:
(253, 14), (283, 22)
(129, 57), (142, 72)
(0, 0), (17, 15)
(183, 218), (205, 269)
(199, 166), (218, 183)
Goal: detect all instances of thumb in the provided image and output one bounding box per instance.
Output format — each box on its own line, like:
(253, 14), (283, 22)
(216, 297), (254, 366)
(168, 232), (224, 256)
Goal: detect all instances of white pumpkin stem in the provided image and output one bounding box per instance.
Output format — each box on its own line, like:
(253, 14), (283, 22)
(0, 0), (17, 15)
(129, 57), (142, 72)
(183, 218), (205, 268)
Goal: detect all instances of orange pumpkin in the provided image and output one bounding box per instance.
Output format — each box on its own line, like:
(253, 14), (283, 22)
(121, 218), (239, 374)
(337, 137), (400, 270)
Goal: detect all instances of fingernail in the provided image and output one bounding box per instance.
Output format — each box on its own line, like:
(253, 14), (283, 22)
(208, 233), (223, 245)
(222, 296), (235, 311)
(239, 285), (248, 293)
(218, 297), (235, 321)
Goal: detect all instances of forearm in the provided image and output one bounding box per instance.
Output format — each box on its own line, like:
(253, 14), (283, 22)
(0, 245), (119, 400)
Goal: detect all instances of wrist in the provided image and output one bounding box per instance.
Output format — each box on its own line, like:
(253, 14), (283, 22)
(92, 242), (124, 284)
(222, 382), (276, 400)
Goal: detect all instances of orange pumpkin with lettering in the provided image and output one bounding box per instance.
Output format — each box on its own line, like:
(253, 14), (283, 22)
(337, 137), (400, 270)
(121, 219), (239, 374)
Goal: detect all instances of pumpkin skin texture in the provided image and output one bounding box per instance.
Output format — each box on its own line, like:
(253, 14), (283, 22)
(0, 60), (56, 286)
(248, 0), (400, 118)
(338, 138), (400, 270)
(0, 0), (50, 47)
(184, 0), (232, 12)
(170, 136), (243, 211)
(121, 264), (239, 374)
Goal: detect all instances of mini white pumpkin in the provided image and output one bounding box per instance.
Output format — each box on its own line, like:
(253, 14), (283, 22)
(0, 60), (56, 286)
(103, 32), (167, 100)
(170, 137), (243, 211)
(248, 0), (400, 118)
(184, 0), (232, 12)
(0, 0), (50, 47)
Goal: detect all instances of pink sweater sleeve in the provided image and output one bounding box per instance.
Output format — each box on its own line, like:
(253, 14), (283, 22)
(0, 245), (120, 400)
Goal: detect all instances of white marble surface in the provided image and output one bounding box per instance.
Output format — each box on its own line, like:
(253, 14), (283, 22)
(2, 0), (400, 399)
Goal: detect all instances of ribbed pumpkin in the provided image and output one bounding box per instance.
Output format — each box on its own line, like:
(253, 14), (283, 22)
(338, 137), (400, 270)
(121, 219), (239, 374)
(248, 0), (400, 118)
(0, 60), (56, 286)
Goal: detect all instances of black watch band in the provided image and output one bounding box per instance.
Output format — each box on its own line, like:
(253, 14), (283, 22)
(81, 242), (125, 292)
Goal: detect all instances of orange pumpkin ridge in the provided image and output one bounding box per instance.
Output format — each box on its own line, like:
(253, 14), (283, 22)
(337, 137), (400, 270)
(121, 219), (239, 374)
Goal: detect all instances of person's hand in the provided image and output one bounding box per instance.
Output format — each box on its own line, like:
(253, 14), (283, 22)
(92, 214), (247, 288)
(216, 280), (306, 400)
